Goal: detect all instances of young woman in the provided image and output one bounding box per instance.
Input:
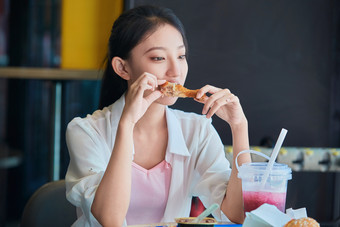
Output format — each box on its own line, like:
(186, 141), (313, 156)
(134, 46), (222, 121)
(65, 5), (251, 227)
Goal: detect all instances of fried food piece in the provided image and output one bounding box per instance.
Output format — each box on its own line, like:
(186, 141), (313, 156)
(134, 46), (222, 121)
(284, 217), (320, 227)
(159, 81), (207, 101)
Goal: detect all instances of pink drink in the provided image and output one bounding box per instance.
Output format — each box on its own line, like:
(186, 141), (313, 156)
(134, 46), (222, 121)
(243, 191), (287, 213)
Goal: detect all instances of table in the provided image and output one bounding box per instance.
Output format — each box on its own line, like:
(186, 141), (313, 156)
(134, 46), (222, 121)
(127, 223), (241, 227)
(0, 67), (101, 180)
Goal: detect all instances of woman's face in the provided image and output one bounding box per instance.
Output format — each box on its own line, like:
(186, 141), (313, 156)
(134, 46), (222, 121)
(126, 24), (188, 105)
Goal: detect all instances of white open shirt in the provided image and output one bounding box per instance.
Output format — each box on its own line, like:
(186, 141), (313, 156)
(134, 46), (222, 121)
(65, 94), (231, 226)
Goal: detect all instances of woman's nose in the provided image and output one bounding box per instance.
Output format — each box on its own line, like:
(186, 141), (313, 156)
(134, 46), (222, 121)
(167, 60), (181, 77)
(167, 59), (181, 77)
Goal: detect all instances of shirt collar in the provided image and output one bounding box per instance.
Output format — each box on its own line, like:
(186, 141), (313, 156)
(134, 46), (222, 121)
(109, 94), (125, 128)
(109, 95), (190, 159)
(165, 107), (191, 158)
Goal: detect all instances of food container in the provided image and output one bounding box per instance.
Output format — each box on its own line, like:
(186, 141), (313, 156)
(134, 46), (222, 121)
(175, 217), (217, 227)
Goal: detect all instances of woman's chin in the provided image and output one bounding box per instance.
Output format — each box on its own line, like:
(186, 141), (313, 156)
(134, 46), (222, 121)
(157, 96), (178, 106)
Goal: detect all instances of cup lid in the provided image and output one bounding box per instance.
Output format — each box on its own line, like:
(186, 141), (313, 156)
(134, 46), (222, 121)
(237, 162), (292, 180)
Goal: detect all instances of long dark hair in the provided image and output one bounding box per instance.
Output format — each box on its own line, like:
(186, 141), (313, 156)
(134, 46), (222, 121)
(98, 5), (188, 109)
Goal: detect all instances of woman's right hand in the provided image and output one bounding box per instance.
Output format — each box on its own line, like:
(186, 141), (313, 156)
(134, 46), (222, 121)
(120, 72), (165, 125)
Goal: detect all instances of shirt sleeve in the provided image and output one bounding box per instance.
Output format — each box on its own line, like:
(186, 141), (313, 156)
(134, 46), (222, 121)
(192, 121), (231, 222)
(65, 118), (112, 227)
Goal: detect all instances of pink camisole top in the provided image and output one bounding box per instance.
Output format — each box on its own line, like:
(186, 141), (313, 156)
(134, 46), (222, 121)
(126, 160), (172, 225)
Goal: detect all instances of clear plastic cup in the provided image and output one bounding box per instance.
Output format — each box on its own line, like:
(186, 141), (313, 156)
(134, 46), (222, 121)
(237, 162), (292, 213)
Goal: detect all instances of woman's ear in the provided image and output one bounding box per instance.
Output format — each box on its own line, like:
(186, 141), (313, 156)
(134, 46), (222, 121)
(111, 57), (130, 80)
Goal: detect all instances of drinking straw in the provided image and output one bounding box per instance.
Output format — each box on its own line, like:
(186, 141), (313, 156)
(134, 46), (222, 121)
(260, 128), (288, 188)
(192, 203), (219, 223)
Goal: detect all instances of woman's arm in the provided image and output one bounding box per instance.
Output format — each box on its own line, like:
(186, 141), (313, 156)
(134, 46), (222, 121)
(196, 86), (251, 223)
(91, 120), (134, 226)
(221, 120), (250, 223)
(91, 73), (164, 226)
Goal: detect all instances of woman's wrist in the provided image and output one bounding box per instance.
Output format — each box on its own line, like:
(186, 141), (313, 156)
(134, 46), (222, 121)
(230, 117), (250, 162)
(118, 116), (136, 131)
(230, 117), (248, 132)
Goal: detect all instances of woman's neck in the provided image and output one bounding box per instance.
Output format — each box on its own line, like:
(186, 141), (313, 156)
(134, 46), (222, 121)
(132, 103), (168, 169)
(134, 103), (167, 133)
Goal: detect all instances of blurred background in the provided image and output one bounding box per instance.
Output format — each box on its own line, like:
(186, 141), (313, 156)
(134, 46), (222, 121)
(0, 0), (339, 226)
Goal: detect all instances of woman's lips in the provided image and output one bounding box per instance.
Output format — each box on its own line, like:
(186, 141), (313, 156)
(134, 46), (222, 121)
(165, 80), (180, 85)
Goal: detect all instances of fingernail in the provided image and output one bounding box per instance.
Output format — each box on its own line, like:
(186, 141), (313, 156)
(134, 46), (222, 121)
(196, 92), (201, 98)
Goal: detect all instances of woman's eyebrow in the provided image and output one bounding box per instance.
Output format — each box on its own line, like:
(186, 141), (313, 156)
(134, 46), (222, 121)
(144, 44), (185, 55)
(178, 45), (185, 49)
(144, 47), (166, 55)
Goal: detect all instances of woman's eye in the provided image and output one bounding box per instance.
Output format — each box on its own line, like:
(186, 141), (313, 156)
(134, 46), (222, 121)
(151, 57), (165, 61)
(179, 55), (186, 60)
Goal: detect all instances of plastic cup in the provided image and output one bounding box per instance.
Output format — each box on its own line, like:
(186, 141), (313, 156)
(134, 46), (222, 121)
(237, 162), (292, 213)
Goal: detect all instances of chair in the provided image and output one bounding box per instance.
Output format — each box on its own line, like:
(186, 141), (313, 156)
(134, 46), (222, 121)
(21, 179), (77, 227)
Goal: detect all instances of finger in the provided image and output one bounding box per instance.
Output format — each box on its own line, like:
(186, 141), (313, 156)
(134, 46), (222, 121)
(194, 96), (207, 104)
(226, 94), (240, 105)
(139, 73), (158, 91)
(206, 94), (241, 119)
(206, 98), (227, 118)
(157, 79), (166, 85)
(196, 85), (223, 99)
(202, 89), (230, 115)
(145, 90), (163, 104)
(135, 83), (153, 97)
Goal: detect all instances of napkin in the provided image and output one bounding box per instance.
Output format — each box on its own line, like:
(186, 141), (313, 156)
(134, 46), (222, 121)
(242, 204), (307, 227)
(286, 207), (307, 220)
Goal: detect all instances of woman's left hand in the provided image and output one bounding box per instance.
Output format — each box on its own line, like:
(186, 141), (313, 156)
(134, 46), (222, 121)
(196, 85), (247, 127)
